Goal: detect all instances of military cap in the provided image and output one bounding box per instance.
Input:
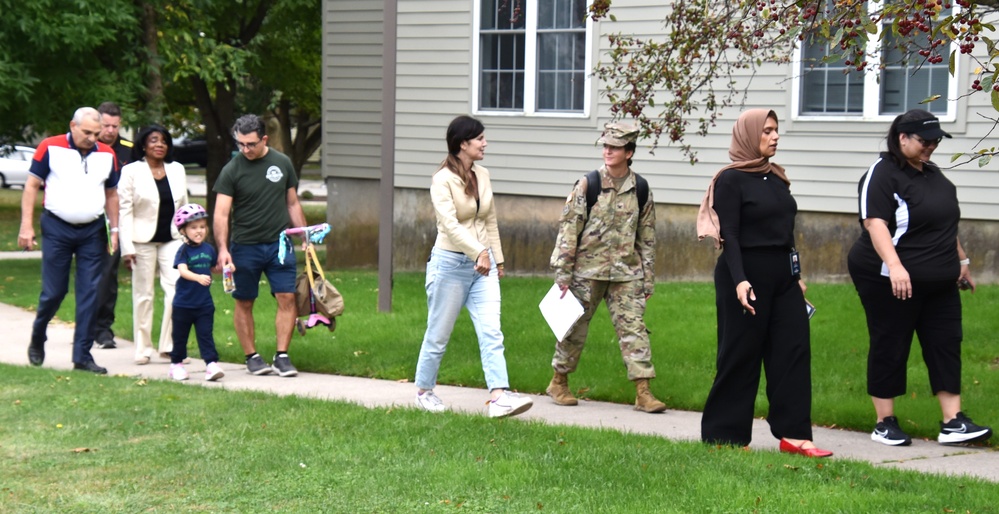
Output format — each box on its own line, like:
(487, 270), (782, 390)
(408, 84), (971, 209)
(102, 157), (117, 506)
(597, 122), (640, 147)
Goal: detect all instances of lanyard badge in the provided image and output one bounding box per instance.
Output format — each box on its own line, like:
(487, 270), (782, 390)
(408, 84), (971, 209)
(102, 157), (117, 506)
(789, 250), (801, 276)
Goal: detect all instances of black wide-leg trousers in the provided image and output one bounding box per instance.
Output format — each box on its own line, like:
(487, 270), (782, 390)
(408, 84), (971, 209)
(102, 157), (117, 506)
(701, 249), (813, 446)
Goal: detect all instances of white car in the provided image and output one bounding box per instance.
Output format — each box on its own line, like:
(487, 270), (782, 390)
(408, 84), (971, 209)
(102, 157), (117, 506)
(0, 145), (35, 188)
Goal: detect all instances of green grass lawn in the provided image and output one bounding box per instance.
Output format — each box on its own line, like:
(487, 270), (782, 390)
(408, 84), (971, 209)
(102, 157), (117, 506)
(3, 189), (999, 511)
(2, 256), (997, 443)
(2, 188), (997, 442)
(1, 364), (995, 513)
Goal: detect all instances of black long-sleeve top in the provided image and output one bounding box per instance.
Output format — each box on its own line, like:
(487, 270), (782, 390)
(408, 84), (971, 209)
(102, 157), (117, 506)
(714, 168), (798, 285)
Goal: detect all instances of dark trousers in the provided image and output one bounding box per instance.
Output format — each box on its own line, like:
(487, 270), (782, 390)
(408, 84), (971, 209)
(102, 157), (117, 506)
(93, 247), (120, 343)
(701, 250), (813, 446)
(171, 306), (218, 364)
(32, 212), (106, 364)
(849, 271), (962, 398)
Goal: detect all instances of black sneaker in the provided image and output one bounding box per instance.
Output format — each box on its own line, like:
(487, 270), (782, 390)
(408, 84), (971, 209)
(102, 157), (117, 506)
(272, 354), (298, 377)
(246, 354), (273, 375)
(95, 339), (117, 349)
(938, 412), (992, 445)
(871, 416), (912, 446)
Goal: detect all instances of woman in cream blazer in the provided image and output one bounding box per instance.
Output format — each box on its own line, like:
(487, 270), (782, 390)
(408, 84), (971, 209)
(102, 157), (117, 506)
(118, 125), (188, 364)
(412, 115), (532, 419)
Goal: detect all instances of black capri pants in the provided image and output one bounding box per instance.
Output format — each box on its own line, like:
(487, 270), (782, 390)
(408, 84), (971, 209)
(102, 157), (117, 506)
(850, 271), (962, 398)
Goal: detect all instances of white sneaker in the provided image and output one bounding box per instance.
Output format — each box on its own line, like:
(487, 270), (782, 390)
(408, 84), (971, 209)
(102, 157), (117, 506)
(205, 362), (225, 382)
(169, 363), (189, 381)
(488, 391), (533, 418)
(415, 390), (446, 412)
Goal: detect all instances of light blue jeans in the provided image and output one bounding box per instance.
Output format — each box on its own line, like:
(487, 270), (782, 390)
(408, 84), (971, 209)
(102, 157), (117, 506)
(415, 247), (509, 391)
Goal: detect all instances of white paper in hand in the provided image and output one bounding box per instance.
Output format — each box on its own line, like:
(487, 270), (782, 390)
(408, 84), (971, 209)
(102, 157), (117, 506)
(539, 283), (585, 342)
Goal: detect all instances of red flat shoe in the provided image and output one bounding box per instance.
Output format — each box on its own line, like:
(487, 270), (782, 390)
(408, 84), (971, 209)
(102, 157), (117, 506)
(780, 438), (833, 458)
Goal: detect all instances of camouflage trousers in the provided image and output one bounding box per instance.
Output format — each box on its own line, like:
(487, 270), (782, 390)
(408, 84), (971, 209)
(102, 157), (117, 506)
(551, 276), (656, 380)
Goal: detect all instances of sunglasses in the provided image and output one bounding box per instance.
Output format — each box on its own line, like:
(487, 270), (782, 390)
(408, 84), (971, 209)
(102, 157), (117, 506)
(911, 134), (942, 148)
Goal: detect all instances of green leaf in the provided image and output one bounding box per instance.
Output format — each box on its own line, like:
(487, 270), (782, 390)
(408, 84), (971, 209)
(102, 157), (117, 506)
(992, 90), (999, 113)
(978, 154), (991, 167)
(949, 50), (956, 76)
(983, 36), (995, 55)
(920, 95), (942, 104)
(950, 153), (963, 162)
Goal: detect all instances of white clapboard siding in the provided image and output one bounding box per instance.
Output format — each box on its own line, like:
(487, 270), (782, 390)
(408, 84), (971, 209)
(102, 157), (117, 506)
(324, 0), (386, 179)
(326, 0), (999, 219)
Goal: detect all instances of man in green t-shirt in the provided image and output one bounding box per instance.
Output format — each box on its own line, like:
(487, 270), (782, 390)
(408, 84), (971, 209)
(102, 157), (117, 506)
(214, 114), (307, 377)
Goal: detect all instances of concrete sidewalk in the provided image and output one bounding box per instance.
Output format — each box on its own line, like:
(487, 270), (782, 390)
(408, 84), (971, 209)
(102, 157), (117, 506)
(0, 301), (995, 482)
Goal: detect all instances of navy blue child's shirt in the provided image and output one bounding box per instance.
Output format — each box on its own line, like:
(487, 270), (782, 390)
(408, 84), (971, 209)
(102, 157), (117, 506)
(173, 242), (217, 309)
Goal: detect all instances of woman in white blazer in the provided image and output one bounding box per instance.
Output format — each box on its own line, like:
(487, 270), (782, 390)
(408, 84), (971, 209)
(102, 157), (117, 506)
(118, 125), (188, 364)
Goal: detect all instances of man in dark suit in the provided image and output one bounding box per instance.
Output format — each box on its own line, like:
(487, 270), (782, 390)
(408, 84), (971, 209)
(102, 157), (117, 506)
(93, 101), (133, 349)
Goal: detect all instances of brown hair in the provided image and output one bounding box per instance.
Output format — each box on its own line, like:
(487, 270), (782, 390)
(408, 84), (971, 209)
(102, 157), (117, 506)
(440, 115), (484, 199)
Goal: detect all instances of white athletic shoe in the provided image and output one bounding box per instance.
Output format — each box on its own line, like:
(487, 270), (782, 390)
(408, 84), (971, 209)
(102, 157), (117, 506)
(205, 362), (225, 382)
(169, 363), (189, 381)
(488, 391), (533, 419)
(415, 390), (446, 413)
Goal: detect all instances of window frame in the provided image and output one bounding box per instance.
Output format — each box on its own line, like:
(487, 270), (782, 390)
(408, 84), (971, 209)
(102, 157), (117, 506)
(472, 0), (593, 118)
(791, 0), (959, 122)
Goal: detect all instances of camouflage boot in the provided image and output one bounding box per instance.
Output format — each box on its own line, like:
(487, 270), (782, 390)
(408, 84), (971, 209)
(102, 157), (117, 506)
(546, 372), (578, 406)
(634, 378), (667, 413)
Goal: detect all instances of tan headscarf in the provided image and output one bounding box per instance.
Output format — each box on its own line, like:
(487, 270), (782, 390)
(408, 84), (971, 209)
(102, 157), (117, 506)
(696, 109), (790, 249)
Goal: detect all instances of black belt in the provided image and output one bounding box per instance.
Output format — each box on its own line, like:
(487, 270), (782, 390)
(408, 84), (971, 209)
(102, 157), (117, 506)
(43, 209), (102, 228)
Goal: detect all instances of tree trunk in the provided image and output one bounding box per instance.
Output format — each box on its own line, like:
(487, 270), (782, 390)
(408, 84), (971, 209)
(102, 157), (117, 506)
(190, 75), (236, 243)
(139, 1), (164, 121)
(272, 99), (322, 175)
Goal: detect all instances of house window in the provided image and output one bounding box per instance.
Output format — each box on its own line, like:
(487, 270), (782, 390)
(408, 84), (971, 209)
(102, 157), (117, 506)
(879, 29), (950, 114)
(797, 1), (953, 117)
(477, 0), (589, 114)
(479, 0), (525, 110)
(800, 37), (865, 114)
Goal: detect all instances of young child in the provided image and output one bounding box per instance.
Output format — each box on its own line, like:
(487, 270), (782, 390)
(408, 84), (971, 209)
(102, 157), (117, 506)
(169, 203), (224, 381)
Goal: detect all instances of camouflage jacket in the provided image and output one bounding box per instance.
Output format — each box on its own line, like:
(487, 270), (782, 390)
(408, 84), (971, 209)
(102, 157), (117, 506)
(550, 166), (656, 294)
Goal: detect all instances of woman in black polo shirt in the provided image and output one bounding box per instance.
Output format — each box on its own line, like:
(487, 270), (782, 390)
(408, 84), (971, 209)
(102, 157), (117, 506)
(848, 109), (992, 447)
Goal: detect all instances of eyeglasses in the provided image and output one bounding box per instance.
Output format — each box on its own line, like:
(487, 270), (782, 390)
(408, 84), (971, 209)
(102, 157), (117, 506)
(235, 139), (263, 150)
(911, 134), (942, 148)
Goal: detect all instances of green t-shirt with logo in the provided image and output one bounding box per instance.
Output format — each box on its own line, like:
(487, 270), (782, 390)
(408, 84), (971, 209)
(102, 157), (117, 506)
(213, 148), (299, 245)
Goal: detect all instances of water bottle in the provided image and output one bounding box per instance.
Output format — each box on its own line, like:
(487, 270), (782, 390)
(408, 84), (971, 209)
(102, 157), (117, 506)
(223, 265), (236, 294)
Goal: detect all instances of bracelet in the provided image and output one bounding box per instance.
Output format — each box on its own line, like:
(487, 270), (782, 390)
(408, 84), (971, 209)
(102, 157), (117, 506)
(110, 227), (120, 233)
(959, 258), (970, 266)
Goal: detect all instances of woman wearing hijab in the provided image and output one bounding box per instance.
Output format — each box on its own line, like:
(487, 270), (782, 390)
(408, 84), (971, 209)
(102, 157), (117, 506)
(696, 109), (832, 457)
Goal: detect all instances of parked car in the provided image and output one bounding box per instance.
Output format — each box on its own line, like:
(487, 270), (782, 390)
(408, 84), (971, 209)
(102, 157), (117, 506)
(0, 145), (35, 188)
(172, 135), (208, 167)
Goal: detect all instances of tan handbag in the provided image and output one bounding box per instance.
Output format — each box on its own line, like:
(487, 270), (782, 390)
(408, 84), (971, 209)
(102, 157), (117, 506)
(295, 245), (345, 321)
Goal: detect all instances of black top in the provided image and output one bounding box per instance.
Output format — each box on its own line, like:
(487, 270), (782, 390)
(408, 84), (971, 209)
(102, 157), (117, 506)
(150, 176), (175, 243)
(848, 152), (960, 281)
(714, 168), (798, 285)
(111, 136), (133, 170)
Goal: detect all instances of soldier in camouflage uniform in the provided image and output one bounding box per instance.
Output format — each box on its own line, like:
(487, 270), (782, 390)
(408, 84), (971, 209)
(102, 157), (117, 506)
(546, 122), (667, 413)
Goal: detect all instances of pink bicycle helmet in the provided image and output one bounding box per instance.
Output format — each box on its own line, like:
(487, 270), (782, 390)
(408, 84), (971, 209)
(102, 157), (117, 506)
(173, 203), (208, 228)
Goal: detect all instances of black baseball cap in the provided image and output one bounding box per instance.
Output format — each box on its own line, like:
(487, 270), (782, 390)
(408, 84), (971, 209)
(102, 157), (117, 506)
(898, 116), (952, 140)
